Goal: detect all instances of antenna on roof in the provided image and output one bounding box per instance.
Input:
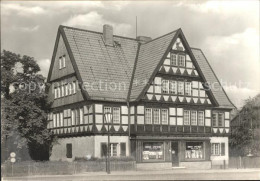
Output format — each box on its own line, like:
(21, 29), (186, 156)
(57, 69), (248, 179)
(136, 16), (138, 39)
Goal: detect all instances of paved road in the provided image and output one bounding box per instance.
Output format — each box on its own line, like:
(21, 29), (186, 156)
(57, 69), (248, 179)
(2, 169), (260, 180)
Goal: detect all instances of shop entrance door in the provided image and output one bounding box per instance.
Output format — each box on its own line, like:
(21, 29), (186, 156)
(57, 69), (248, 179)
(171, 142), (179, 167)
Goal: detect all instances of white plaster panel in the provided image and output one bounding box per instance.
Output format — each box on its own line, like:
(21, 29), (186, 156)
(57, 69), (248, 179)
(121, 106), (128, 115)
(205, 118), (211, 126)
(84, 106), (88, 114)
(193, 89), (199, 97)
(137, 116), (144, 124)
(154, 77), (162, 85)
(186, 62), (193, 68)
(225, 112), (230, 119)
(95, 104), (103, 113)
(89, 115), (93, 124)
(95, 115), (103, 124)
(170, 117), (176, 125)
(122, 116), (128, 124)
(164, 59), (170, 65)
(177, 108), (183, 116)
(89, 105), (93, 113)
(225, 120), (230, 127)
(205, 110), (211, 117)
(154, 85), (162, 94)
(130, 116), (135, 124)
(170, 108), (176, 116)
(199, 82), (204, 89)
(137, 106), (144, 114)
(147, 86), (153, 93)
(130, 106), (135, 114)
(186, 54), (191, 61)
(194, 70), (198, 76)
(200, 90), (206, 97)
(192, 81), (198, 88)
(177, 117), (183, 125)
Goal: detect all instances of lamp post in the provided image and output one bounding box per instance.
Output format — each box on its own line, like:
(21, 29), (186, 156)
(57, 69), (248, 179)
(104, 112), (112, 174)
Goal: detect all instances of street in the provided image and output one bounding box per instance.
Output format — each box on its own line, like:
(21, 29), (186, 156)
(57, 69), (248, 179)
(2, 169), (260, 180)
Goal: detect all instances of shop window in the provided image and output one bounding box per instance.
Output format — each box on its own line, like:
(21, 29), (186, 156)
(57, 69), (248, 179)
(161, 109), (168, 125)
(120, 143), (126, 156)
(153, 109), (160, 124)
(170, 53), (177, 66)
(184, 110), (190, 125)
(185, 142), (204, 159)
(145, 108), (152, 124)
(143, 142), (164, 161)
(66, 144), (72, 158)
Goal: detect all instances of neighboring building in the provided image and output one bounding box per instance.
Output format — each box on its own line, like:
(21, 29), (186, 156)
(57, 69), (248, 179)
(47, 24), (235, 169)
(230, 94), (260, 156)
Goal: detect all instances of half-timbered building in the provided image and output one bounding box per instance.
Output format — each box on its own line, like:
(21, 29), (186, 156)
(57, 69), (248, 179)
(47, 24), (235, 169)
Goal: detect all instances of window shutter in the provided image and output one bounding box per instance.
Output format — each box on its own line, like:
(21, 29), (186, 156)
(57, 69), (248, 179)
(101, 143), (107, 157)
(120, 143), (126, 156)
(221, 143), (225, 156)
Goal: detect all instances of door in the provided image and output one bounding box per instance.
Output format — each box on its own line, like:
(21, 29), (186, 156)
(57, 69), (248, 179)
(171, 142), (179, 167)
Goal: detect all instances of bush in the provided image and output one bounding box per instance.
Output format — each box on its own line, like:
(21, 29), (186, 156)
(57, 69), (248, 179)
(74, 156), (135, 162)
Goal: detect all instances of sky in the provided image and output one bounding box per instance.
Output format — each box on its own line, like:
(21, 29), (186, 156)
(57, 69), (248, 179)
(1, 0), (259, 109)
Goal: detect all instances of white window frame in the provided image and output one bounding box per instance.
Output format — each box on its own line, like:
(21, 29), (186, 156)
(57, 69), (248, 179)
(61, 85), (64, 97)
(65, 84), (68, 96)
(53, 113), (56, 128)
(184, 110), (190, 125)
(198, 111), (204, 126)
(178, 55), (185, 67)
(57, 87), (61, 98)
(56, 113), (60, 127)
(145, 108), (152, 124)
(54, 88), (57, 99)
(169, 80), (177, 94)
(80, 108), (84, 124)
(191, 111), (197, 125)
(59, 57), (62, 69)
(185, 82), (192, 96)
(71, 109), (75, 125)
(68, 83), (72, 95)
(178, 81), (184, 95)
(73, 82), (76, 94)
(211, 143), (220, 156)
(60, 112), (63, 127)
(162, 80), (169, 94)
(153, 108), (160, 125)
(170, 53), (177, 66)
(113, 107), (120, 124)
(212, 112), (224, 127)
(161, 109), (168, 125)
(62, 56), (66, 68)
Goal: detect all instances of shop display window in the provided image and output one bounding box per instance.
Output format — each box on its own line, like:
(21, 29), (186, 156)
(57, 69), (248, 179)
(142, 142), (164, 161)
(185, 142), (204, 159)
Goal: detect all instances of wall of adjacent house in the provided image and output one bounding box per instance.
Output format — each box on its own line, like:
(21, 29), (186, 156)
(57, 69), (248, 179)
(50, 136), (94, 161)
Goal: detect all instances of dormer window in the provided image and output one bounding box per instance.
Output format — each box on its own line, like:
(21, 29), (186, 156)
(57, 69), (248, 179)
(170, 53), (177, 66)
(178, 55), (185, 67)
(59, 55), (66, 69)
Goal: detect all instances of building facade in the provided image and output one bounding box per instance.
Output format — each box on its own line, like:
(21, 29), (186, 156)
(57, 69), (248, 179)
(47, 24), (235, 169)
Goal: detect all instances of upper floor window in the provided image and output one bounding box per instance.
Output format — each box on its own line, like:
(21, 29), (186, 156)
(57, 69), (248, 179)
(113, 107), (120, 124)
(213, 112), (224, 127)
(170, 53), (177, 66)
(184, 110), (190, 125)
(162, 80), (169, 94)
(198, 111), (204, 126)
(80, 108), (84, 124)
(178, 55), (185, 67)
(145, 108), (152, 124)
(73, 82), (76, 94)
(153, 109), (160, 124)
(54, 88), (57, 99)
(57, 87), (61, 98)
(178, 82), (184, 95)
(185, 82), (192, 96)
(59, 55), (66, 69)
(169, 80), (177, 94)
(61, 85), (65, 97)
(65, 84), (68, 96)
(191, 111), (197, 125)
(104, 107), (112, 114)
(60, 112), (63, 127)
(161, 109), (168, 125)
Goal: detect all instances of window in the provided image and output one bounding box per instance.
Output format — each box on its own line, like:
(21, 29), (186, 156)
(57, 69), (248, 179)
(65, 84), (68, 96)
(57, 87), (61, 98)
(75, 109), (80, 125)
(59, 57), (62, 69)
(178, 55), (185, 67)
(191, 111), (197, 125)
(62, 56), (66, 68)
(80, 108), (84, 124)
(120, 143), (126, 156)
(185, 142), (204, 159)
(162, 80), (169, 94)
(213, 112), (224, 127)
(143, 142), (164, 161)
(66, 144), (72, 158)
(56, 113), (60, 127)
(101, 143), (107, 157)
(53, 114), (56, 128)
(60, 112), (63, 127)
(145, 108), (152, 124)
(198, 111), (204, 126)
(68, 83), (72, 95)
(104, 107), (111, 114)
(184, 110), (190, 125)
(185, 82), (192, 96)
(73, 82), (76, 94)
(54, 88), (57, 99)
(153, 109), (160, 124)
(111, 143), (118, 156)
(178, 82), (184, 95)
(170, 53), (177, 66)
(169, 80), (177, 94)
(211, 143), (225, 156)
(71, 109), (75, 125)
(113, 107), (120, 124)
(161, 109), (168, 125)
(61, 85), (64, 97)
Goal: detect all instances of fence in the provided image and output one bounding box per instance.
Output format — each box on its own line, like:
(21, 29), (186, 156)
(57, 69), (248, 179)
(229, 156), (260, 169)
(1, 161), (136, 177)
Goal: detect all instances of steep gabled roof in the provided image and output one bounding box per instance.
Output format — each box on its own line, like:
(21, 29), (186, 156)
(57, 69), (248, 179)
(191, 48), (235, 109)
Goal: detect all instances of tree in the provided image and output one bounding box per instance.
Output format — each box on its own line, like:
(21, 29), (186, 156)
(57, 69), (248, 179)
(230, 94), (260, 156)
(1, 50), (55, 161)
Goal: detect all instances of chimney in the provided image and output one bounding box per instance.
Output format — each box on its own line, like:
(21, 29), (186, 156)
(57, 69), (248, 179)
(137, 36), (152, 44)
(103, 24), (114, 46)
